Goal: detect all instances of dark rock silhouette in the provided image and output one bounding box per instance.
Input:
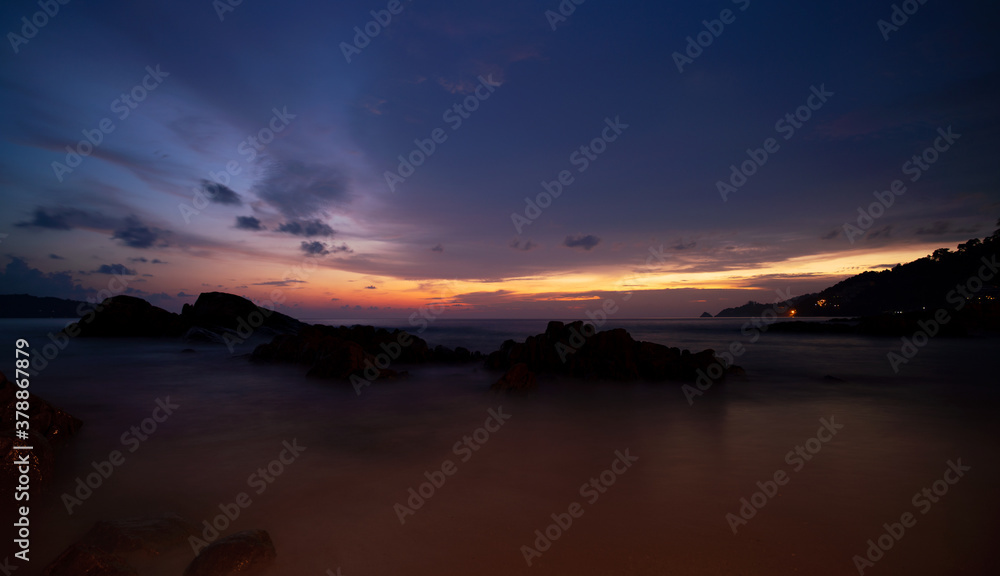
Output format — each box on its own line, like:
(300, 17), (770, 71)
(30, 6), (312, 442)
(700, 311), (713, 318)
(491, 362), (537, 391)
(67, 295), (187, 338)
(486, 321), (742, 388)
(0, 370), (81, 502)
(42, 514), (197, 575)
(184, 529), (276, 576)
(181, 291), (305, 335)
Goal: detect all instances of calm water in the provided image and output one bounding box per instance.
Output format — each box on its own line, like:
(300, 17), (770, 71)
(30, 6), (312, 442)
(2, 318), (998, 575)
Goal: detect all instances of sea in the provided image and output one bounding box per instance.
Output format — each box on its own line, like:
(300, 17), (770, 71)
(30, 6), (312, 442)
(1, 317), (997, 575)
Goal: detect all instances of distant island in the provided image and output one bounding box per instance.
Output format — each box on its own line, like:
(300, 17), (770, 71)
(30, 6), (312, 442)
(0, 294), (88, 318)
(716, 227), (1000, 320)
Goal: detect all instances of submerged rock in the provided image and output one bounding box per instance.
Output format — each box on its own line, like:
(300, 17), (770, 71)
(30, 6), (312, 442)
(486, 320), (743, 386)
(491, 362), (537, 391)
(184, 529), (277, 576)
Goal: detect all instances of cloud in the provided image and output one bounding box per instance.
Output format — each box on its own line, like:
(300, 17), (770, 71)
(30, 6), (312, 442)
(177, 291), (195, 298)
(201, 180), (242, 205)
(94, 264), (137, 275)
(674, 240), (697, 250)
(867, 225), (893, 240)
(129, 257), (149, 263)
(253, 160), (350, 218)
(0, 256), (89, 299)
(49, 253), (64, 260)
(235, 216), (265, 231)
(915, 221), (950, 235)
(431, 244), (444, 252)
(821, 229), (841, 240)
(300, 241), (329, 256)
(563, 234), (601, 251)
(365, 285), (377, 289)
(15, 207), (117, 231)
(509, 237), (537, 251)
(16, 208), (75, 230)
(111, 217), (169, 249)
(251, 280), (307, 286)
(277, 219), (335, 237)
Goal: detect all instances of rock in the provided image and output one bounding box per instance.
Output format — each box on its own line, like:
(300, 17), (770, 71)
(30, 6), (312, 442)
(484, 322), (744, 386)
(78, 514), (197, 558)
(184, 530), (277, 576)
(181, 292), (305, 335)
(700, 312), (713, 318)
(66, 295), (186, 338)
(41, 545), (137, 576)
(0, 430), (54, 499)
(0, 370), (82, 443)
(42, 514), (198, 576)
(491, 363), (537, 391)
(183, 326), (228, 344)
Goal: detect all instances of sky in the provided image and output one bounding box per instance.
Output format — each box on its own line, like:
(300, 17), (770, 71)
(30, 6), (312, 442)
(1, 0), (998, 319)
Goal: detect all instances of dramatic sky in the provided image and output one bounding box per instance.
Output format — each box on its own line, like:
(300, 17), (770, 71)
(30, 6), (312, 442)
(1, 0), (998, 319)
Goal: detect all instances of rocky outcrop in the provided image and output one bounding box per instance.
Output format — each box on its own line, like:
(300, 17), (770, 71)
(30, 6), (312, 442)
(0, 370), (82, 442)
(491, 363), (537, 392)
(486, 321), (743, 387)
(181, 291), (305, 336)
(184, 530), (276, 576)
(66, 295), (187, 338)
(64, 292), (306, 343)
(252, 323), (482, 382)
(42, 515), (197, 575)
(0, 370), (81, 500)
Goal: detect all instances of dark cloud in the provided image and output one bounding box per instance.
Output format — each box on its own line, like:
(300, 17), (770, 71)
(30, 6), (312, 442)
(509, 237), (537, 251)
(16, 207), (76, 230)
(49, 253), (65, 260)
(152, 259), (167, 264)
(300, 241), (329, 256)
(277, 219), (335, 237)
(867, 225), (893, 240)
(253, 160), (350, 218)
(915, 221), (950, 235)
(329, 243), (353, 254)
(564, 234), (601, 251)
(94, 264), (137, 276)
(111, 217), (169, 249)
(431, 244), (444, 252)
(674, 240), (697, 250)
(365, 285), (377, 289)
(177, 291), (195, 298)
(201, 180), (242, 205)
(821, 229), (841, 240)
(0, 256), (89, 299)
(235, 216), (265, 231)
(251, 280), (307, 286)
